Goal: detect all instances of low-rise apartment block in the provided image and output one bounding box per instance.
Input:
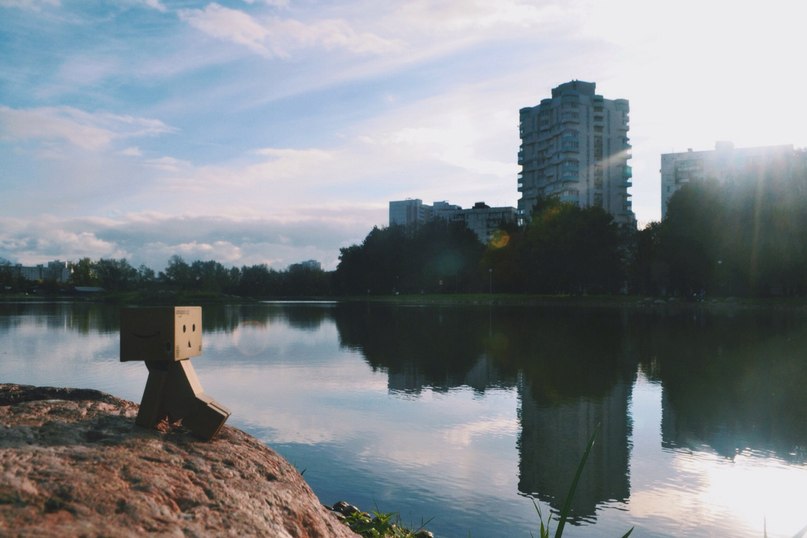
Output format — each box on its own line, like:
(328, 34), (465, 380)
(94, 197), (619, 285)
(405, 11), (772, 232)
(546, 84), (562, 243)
(389, 199), (516, 244)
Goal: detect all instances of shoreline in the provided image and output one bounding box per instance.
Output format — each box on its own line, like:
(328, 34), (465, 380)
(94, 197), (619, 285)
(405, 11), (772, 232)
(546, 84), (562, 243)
(3, 291), (807, 315)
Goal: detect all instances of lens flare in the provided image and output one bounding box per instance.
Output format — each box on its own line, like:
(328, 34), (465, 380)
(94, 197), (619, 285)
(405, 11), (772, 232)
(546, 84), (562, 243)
(489, 230), (510, 249)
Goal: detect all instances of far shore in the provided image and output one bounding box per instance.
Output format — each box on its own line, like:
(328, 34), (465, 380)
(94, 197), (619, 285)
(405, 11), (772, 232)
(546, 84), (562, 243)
(2, 290), (807, 314)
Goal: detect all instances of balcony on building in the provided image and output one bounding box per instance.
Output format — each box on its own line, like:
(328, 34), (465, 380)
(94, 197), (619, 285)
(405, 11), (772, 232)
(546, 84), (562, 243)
(623, 165), (632, 179)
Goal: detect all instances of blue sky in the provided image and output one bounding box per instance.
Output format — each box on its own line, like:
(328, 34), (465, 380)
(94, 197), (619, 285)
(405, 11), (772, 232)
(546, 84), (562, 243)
(2, 0), (806, 271)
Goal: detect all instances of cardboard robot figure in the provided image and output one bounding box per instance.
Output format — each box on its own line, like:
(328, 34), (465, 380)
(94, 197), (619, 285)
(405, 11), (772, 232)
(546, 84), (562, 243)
(120, 306), (230, 441)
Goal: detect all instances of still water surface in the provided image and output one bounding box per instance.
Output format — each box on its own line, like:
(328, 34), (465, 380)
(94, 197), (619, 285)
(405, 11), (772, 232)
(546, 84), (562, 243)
(2, 301), (807, 537)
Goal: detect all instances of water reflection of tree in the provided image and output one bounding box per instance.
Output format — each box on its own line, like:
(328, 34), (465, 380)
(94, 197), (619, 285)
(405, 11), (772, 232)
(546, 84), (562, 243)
(333, 303), (637, 522)
(0, 303), (120, 334)
(636, 311), (807, 463)
(490, 307), (635, 403)
(333, 303), (512, 393)
(201, 304), (331, 333)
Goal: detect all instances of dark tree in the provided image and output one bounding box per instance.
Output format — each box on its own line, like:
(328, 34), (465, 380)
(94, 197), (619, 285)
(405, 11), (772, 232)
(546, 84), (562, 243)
(629, 222), (668, 295)
(334, 221), (485, 295)
(95, 258), (138, 291)
(521, 200), (623, 294)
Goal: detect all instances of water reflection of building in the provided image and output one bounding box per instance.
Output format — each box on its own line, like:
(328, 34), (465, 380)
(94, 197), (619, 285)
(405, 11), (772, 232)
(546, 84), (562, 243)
(517, 377), (632, 521)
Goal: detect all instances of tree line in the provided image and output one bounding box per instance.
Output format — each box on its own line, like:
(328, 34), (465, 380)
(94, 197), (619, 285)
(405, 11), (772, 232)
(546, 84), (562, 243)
(633, 169), (807, 297)
(0, 255), (330, 298)
(4, 160), (806, 298)
(335, 161), (807, 298)
(333, 198), (627, 296)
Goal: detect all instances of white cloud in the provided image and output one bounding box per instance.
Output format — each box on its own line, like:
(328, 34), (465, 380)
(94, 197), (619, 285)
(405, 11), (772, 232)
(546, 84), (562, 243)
(179, 3), (277, 57)
(142, 0), (166, 12)
(264, 17), (403, 56)
(0, 211), (378, 270)
(248, 147), (336, 181)
(120, 146), (142, 157)
(0, 0), (59, 10)
(394, 0), (567, 32)
(242, 0), (289, 6)
(178, 3), (402, 59)
(145, 155), (191, 173)
(0, 106), (175, 151)
(0, 217), (128, 263)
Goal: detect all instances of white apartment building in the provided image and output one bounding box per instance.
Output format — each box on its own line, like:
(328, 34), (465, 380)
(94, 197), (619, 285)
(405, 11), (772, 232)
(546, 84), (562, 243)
(388, 199), (516, 244)
(660, 142), (803, 219)
(389, 199), (432, 228)
(11, 261), (70, 283)
(518, 80), (635, 226)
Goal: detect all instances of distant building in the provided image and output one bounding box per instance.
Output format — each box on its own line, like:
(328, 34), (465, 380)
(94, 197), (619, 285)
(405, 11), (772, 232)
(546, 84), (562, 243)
(660, 142), (806, 219)
(13, 261), (70, 283)
(292, 260), (322, 271)
(389, 199), (432, 228)
(389, 199), (516, 244)
(433, 202), (518, 244)
(518, 80), (635, 226)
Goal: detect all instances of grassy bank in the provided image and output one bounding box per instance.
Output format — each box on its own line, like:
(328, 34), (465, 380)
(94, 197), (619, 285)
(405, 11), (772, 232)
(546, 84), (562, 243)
(338, 293), (807, 313)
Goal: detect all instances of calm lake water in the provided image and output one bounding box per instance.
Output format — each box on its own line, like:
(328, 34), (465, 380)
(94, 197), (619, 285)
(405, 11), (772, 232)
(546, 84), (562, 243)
(2, 301), (807, 537)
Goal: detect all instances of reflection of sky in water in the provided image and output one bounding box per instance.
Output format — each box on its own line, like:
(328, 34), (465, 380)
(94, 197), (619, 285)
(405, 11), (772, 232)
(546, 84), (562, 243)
(199, 318), (531, 535)
(2, 303), (807, 537)
(0, 311), (145, 402)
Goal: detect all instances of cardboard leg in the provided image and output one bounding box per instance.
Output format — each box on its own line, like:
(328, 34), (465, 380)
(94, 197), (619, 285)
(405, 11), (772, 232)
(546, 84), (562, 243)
(162, 360), (231, 440)
(183, 393), (231, 441)
(162, 360), (199, 421)
(135, 361), (169, 428)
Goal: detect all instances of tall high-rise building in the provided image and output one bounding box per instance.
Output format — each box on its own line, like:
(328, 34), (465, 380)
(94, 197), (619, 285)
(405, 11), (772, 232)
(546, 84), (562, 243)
(518, 81), (635, 226)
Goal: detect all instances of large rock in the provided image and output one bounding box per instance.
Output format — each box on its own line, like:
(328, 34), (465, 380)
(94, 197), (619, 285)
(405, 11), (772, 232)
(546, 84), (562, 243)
(0, 384), (357, 537)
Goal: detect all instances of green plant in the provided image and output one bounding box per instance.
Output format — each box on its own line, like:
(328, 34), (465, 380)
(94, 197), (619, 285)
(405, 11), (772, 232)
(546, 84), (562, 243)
(531, 424), (633, 538)
(342, 506), (433, 538)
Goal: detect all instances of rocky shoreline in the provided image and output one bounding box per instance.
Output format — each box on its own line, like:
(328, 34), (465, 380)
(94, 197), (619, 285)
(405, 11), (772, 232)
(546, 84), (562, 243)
(0, 383), (357, 537)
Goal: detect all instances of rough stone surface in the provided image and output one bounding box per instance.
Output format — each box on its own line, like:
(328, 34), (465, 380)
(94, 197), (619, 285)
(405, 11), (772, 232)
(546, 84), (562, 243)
(0, 384), (358, 538)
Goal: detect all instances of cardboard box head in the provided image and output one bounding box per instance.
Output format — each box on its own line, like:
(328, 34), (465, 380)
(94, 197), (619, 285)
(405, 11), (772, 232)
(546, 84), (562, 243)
(120, 306), (202, 362)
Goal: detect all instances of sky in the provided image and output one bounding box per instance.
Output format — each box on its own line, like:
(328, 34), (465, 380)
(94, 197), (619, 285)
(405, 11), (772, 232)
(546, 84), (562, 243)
(2, 0), (807, 271)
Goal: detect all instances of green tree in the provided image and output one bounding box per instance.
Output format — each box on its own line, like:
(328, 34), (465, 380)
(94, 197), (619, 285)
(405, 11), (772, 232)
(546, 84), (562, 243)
(161, 255), (192, 289)
(137, 264), (157, 288)
(334, 222), (484, 295)
(69, 257), (97, 286)
(95, 258), (138, 291)
(189, 260), (232, 292)
(629, 222), (668, 295)
(285, 263), (331, 296)
(237, 264), (282, 297)
(522, 201), (623, 294)
(480, 222), (527, 293)
(414, 220), (484, 293)
(658, 180), (722, 296)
